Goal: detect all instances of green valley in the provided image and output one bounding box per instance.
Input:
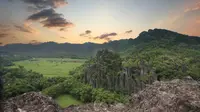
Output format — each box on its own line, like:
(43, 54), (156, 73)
(12, 58), (85, 77)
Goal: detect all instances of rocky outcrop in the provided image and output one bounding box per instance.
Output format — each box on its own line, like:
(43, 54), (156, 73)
(64, 79), (200, 112)
(2, 78), (200, 112)
(63, 103), (126, 112)
(128, 79), (200, 112)
(2, 92), (60, 112)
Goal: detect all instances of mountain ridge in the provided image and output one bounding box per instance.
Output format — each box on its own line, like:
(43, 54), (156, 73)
(0, 29), (200, 57)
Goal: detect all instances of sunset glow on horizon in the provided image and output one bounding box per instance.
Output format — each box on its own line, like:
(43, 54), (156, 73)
(0, 0), (200, 45)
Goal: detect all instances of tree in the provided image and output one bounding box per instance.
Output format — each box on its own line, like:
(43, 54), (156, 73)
(82, 49), (122, 90)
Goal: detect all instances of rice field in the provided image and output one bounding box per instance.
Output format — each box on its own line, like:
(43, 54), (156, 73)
(13, 58), (85, 77)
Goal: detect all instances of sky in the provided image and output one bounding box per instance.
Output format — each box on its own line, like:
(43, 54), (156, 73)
(0, 0), (200, 45)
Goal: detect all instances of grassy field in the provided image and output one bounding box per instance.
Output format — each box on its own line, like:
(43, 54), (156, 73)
(55, 95), (82, 108)
(13, 58), (85, 77)
(13, 58), (85, 108)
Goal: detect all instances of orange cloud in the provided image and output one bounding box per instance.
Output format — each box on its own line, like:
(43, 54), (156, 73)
(196, 17), (200, 24)
(183, 21), (200, 36)
(14, 24), (38, 34)
(184, 2), (200, 13)
(152, 1), (200, 37)
(29, 40), (42, 45)
(152, 14), (183, 30)
(182, 3), (200, 36)
(0, 24), (13, 39)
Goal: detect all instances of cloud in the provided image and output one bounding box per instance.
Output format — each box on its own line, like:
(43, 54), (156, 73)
(0, 24), (12, 38)
(0, 24), (10, 32)
(0, 24), (9, 28)
(80, 30), (92, 37)
(60, 36), (67, 39)
(184, 2), (200, 13)
(94, 32), (117, 41)
(196, 19), (200, 24)
(177, 2), (200, 36)
(181, 15), (200, 36)
(27, 6), (39, 12)
(29, 40), (41, 45)
(14, 24), (37, 33)
(0, 33), (8, 38)
(27, 8), (73, 28)
(125, 30), (132, 34)
(85, 30), (92, 34)
(0, 42), (2, 45)
(27, 8), (58, 21)
(59, 28), (66, 31)
(20, 0), (67, 10)
(9, 0), (73, 30)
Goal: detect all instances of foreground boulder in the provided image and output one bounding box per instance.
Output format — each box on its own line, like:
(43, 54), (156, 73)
(63, 103), (126, 112)
(128, 79), (200, 112)
(2, 92), (60, 112)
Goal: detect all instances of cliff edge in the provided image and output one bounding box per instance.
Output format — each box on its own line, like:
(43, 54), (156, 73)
(2, 77), (200, 112)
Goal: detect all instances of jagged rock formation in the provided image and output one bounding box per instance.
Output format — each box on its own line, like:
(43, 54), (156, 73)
(2, 92), (60, 112)
(2, 78), (200, 112)
(64, 78), (200, 112)
(63, 103), (126, 112)
(128, 79), (200, 112)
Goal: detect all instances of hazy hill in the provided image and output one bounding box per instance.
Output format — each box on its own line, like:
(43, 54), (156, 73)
(0, 29), (199, 57)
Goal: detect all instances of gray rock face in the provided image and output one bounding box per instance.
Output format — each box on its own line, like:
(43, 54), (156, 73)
(128, 80), (200, 112)
(64, 80), (200, 112)
(2, 79), (200, 112)
(2, 92), (60, 112)
(63, 103), (126, 112)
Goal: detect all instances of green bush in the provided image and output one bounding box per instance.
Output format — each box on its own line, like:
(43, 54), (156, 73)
(42, 76), (126, 104)
(2, 67), (66, 99)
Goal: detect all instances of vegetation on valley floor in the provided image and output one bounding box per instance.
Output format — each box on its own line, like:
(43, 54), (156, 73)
(0, 29), (200, 108)
(12, 58), (85, 77)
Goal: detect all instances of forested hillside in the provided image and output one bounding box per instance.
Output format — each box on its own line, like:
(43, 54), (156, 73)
(0, 39), (135, 57)
(0, 29), (200, 109)
(1, 29), (199, 57)
(123, 29), (200, 80)
(64, 29), (200, 95)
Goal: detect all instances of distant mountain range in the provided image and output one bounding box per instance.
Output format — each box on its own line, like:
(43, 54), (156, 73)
(0, 29), (200, 57)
